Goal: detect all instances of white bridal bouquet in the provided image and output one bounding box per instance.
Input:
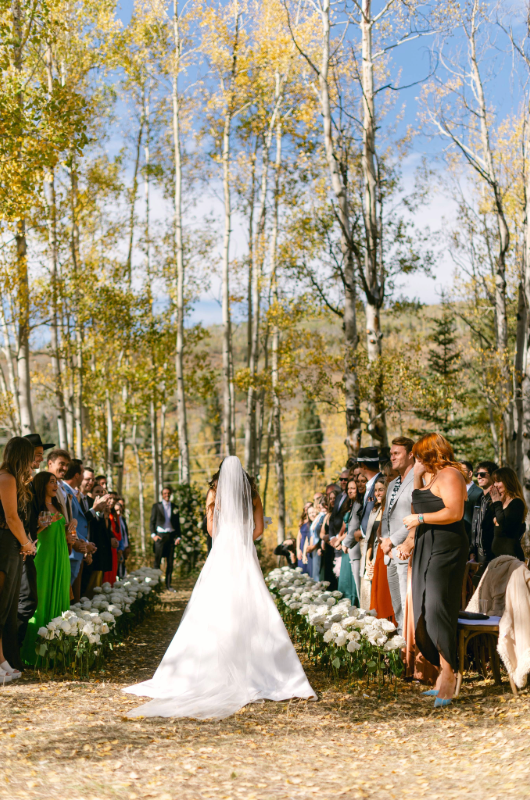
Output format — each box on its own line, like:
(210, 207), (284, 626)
(34, 567), (163, 676)
(266, 566), (406, 682)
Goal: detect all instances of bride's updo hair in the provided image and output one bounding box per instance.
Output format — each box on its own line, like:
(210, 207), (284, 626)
(208, 460), (258, 504)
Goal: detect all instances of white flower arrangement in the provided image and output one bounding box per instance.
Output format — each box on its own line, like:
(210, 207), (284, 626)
(265, 567), (405, 683)
(33, 567), (163, 676)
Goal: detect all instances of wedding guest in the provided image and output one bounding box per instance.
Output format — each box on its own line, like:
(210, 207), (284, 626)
(360, 478), (386, 610)
(82, 486), (115, 596)
(21, 472), (71, 665)
(46, 449), (72, 517)
(303, 505), (318, 576)
(104, 492), (122, 587)
(17, 433), (56, 645)
(0, 437), (36, 678)
(357, 447), (383, 535)
(307, 496), (327, 580)
(79, 467), (95, 507)
(470, 460), (499, 566)
(336, 480), (359, 606)
(355, 472), (367, 503)
(95, 475), (108, 491)
(369, 480), (395, 624)
(319, 490), (338, 590)
(24, 433), (55, 472)
(489, 467), (526, 561)
(398, 432), (468, 705)
(62, 461), (91, 601)
(297, 506), (311, 575)
(151, 487), (181, 591)
(342, 481), (363, 596)
(461, 460), (483, 538)
(115, 497), (130, 578)
(380, 437), (415, 634)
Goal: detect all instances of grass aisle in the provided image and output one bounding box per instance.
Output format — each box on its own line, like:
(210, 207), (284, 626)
(0, 577), (529, 800)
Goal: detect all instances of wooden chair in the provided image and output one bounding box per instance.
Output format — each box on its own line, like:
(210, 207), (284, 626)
(455, 562), (517, 697)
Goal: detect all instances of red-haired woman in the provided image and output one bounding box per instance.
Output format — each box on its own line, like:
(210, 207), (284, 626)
(397, 433), (468, 707)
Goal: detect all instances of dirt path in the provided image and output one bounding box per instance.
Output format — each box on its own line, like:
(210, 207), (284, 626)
(1, 578), (529, 800)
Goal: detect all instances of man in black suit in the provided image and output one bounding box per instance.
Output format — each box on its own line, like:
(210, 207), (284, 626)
(345, 447), (382, 595)
(150, 487), (181, 591)
(460, 460), (483, 538)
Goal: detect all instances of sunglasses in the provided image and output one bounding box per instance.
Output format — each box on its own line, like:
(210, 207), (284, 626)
(476, 472), (489, 478)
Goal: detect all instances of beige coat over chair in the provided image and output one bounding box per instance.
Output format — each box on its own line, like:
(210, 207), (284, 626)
(466, 555), (523, 617)
(498, 564), (530, 689)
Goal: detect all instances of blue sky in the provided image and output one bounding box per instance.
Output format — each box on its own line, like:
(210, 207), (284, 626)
(112, 0), (526, 325)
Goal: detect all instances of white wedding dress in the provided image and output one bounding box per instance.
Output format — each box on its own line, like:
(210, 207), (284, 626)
(124, 456), (315, 719)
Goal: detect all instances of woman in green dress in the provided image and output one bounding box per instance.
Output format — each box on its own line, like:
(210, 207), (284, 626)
(22, 472), (71, 665)
(335, 480), (360, 606)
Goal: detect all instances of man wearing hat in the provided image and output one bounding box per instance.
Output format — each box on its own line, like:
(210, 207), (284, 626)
(24, 432), (56, 472)
(343, 447), (382, 595)
(18, 433), (56, 645)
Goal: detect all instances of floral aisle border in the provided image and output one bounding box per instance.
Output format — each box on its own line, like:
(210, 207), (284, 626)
(266, 567), (405, 685)
(33, 567), (163, 677)
(172, 483), (207, 577)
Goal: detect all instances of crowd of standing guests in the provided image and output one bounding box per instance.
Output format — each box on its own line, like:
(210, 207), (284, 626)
(0, 434), (131, 682)
(292, 433), (528, 705)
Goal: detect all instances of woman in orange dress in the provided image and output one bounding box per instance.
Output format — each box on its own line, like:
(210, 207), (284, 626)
(369, 479), (397, 626)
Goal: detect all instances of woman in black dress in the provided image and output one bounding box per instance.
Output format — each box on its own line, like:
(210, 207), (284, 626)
(489, 467), (526, 561)
(397, 433), (468, 706)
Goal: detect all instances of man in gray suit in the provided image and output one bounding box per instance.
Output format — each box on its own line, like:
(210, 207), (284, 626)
(380, 437), (415, 634)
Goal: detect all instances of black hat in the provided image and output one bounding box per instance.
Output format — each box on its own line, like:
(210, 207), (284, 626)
(24, 433), (56, 451)
(357, 446), (380, 464)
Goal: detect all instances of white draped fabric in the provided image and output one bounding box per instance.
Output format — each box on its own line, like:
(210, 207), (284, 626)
(124, 456), (315, 719)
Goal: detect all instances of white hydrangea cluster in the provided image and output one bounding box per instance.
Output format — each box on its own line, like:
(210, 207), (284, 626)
(266, 566), (406, 655)
(36, 567), (163, 648)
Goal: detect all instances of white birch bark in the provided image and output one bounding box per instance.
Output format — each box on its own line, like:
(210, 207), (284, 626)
(172, 1), (190, 483)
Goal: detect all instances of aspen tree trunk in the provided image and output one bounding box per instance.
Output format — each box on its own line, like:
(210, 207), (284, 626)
(159, 377), (167, 490)
(271, 98), (285, 545)
(172, 2), (190, 483)
(469, 3), (512, 463)
(244, 90), (285, 475)
(106, 388), (114, 489)
(220, 8), (240, 457)
(45, 46), (68, 448)
(144, 88), (160, 499)
(518, 144), (530, 513)
(0, 365), (17, 436)
(117, 380), (128, 496)
(318, 0), (361, 457)
(244, 149), (257, 471)
(12, 0), (34, 435)
(132, 422), (147, 557)
(150, 400), (159, 500)
(126, 118), (144, 286)
(221, 105), (234, 457)
(0, 304), (21, 432)
(70, 168), (83, 457)
(360, 0), (387, 448)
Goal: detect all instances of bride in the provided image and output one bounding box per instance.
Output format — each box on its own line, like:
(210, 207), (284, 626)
(124, 456), (316, 719)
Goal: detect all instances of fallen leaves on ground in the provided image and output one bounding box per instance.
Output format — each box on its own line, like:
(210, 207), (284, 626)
(0, 577), (528, 800)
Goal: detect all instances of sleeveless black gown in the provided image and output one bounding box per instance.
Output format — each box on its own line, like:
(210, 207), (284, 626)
(411, 488), (468, 670)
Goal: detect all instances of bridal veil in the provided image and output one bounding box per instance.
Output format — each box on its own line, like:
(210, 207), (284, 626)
(124, 455), (315, 719)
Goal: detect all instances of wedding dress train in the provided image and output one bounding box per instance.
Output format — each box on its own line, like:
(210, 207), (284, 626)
(124, 456), (316, 719)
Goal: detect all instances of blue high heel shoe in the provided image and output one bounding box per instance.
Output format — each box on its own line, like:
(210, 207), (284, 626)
(422, 690), (439, 696)
(434, 697), (452, 708)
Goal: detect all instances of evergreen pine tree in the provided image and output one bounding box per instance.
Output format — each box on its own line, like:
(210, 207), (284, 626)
(412, 300), (470, 452)
(295, 397), (325, 476)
